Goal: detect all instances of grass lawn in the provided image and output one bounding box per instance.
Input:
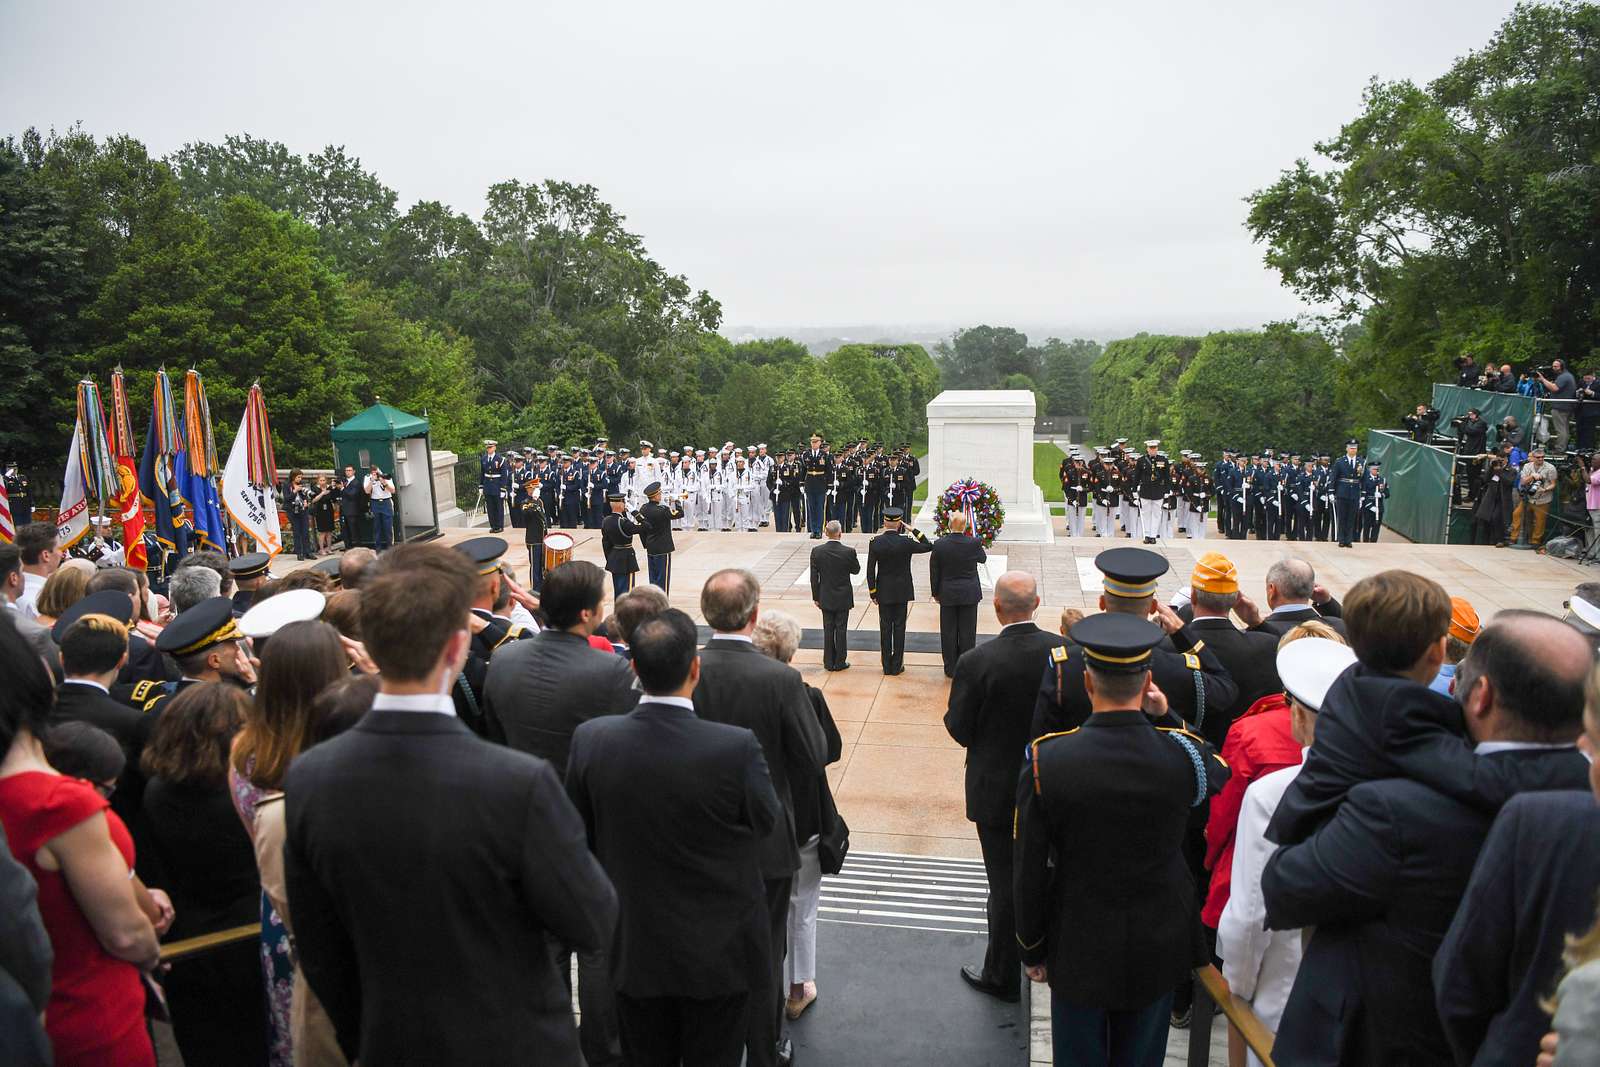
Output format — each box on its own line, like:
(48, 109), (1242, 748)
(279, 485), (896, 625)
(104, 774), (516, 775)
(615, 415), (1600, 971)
(913, 442), (1066, 503)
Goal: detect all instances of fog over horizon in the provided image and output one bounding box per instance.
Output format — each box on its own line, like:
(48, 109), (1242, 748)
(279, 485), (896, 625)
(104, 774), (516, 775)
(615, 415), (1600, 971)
(2, 0), (1523, 335)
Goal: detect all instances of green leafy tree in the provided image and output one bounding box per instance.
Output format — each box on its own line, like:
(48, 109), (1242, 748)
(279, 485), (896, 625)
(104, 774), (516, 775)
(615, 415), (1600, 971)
(372, 199), (492, 326)
(771, 360), (864, 445)
(1246, 1), (1600, 435)
(510, 372), (607, 449)
(1165, 327), (1345, 458)
(0, 143), (89, 479)
(824, 345), (896, 442)
(933, 325), (1041, 388)
(1039, 337), (1100, 414)
(731, 337), (811, 368)
(1001, 373), (1050, 420)
(1089, 335), (1201, 443)
(709, 363), (781, 446)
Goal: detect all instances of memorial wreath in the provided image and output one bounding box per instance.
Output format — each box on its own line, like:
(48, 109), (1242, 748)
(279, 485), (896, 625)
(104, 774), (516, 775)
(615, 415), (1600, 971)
(935, 478), (1005, 547)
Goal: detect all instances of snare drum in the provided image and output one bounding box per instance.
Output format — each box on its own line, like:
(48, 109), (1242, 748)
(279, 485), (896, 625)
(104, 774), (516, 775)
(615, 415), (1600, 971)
(543, 531), (575, 573)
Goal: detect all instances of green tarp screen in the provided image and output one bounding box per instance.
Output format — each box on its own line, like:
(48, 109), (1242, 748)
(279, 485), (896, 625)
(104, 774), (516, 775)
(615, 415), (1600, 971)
(1429, 384), (1535, 442)
(1367, 431), (1452, 543)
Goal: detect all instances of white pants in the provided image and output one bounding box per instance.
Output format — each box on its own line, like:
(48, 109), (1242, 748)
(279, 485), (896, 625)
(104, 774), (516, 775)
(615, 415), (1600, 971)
(1139, 499), (1163, 539)
(1067, 505), (1085, 537)
(1159, 508), (1172, 538)
(1189, 510), (1207, 540)
(1175, 501), (1190, 531)
(754, 483), (772, 524)
(785, 837), (822, 987)
(733, 494), (756, 531)
(1094, 504), (1114, 538)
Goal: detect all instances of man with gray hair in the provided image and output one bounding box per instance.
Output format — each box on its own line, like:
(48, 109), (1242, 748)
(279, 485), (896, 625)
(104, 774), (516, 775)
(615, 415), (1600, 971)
(173, 549), (233, 598)
(944, 571), (1066, 1003)
(167, 564), (222, 614)
(809, 520), (860, 671)
(339, 547), (379, 590)
(1234, 557), (1347, 639)
(693, 569), (825, 1067)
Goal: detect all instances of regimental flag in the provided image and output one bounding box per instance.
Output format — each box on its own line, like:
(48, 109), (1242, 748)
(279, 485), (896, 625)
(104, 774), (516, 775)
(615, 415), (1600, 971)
(0, 478), (13, 544)
(175, 437), (226, 551)
(221, 384), (282, 556)
(138, 409), (188, 555)
(109, 369), (147, 570)
(58, 422), (90, 550)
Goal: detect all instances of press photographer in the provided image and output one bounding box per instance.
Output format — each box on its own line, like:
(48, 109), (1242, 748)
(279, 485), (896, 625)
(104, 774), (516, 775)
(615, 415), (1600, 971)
(1534, 359), (1576, 455)
(1455, 354), (1480, 387)
(1493, 415), (1526, 452)
(1403, 404), (1441, 443)
(1453, 407), (1489, 456)
(1507, 446), (1558, 548)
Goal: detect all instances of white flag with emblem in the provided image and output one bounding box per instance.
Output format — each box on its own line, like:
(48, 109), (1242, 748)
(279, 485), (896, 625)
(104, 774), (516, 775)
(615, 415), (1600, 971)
(57, 422), (90, 550)
(221, 409), (282, 555)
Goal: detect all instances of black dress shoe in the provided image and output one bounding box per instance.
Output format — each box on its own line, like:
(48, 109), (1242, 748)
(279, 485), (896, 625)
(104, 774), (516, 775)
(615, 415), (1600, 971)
(777, 1036), (795, 1065)
(960, 965), (1020, 1002)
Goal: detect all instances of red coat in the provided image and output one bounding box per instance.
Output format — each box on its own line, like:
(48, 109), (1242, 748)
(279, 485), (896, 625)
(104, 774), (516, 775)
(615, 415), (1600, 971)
(1201, 693), (1303, 928)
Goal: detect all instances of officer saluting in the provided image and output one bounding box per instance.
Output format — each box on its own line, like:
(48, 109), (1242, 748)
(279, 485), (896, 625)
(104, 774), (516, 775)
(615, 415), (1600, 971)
(638, 481), (683, 592)
(1033, 547), (1236, 738)
(1014, 612), (1229, 1065)
(1331, 438), (1363, 548)
(600, 492), (646, 599)
(452, 536), (535, 735)
(866, 506), (933, 675)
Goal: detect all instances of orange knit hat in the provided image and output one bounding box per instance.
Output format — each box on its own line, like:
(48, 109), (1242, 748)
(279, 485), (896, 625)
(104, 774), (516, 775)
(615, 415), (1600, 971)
(1191, 552), (1239, 595)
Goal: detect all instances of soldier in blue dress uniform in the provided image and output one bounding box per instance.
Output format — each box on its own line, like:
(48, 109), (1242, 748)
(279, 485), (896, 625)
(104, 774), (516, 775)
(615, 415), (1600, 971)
(1360, 458), (1389, 543)
(479, 440), (509, 532)
(1331, 438), (1364, 548)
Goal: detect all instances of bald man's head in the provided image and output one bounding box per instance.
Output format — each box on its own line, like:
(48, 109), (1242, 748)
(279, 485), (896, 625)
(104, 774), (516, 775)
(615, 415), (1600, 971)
(993, 571), (1039, 624)
(1456, 610), (1591, 743)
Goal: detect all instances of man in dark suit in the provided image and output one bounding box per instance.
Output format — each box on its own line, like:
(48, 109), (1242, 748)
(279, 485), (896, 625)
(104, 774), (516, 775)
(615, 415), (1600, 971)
(693, 569), (826, 1067)
(1033, 548), (1237, 739)
(1234, 557), (1347, 639)
(1181, 552), (1282, 747)
(1435, 788), (1600, 1067)
(638, 482), (684, 593)
(929, 512), (987, 677)
(809, 520), (859, 671)
(285, 543), (618, 1066)
(1264, 611), (1592, 1065)
(943, 571), (1066, 1003)
(84, 568), (176, 686)
(866, 506), (932, 675)
(1015, 614), (1229, 1066)
(567, 608), (781, 1067)
(482, 558), (638, 1066)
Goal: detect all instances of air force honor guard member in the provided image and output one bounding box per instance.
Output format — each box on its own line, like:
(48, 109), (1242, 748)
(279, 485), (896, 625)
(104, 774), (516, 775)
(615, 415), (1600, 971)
(1331, 438), (1364, 548)
(601, 493), (646, 600)
(1034, 547), (1237, 739)
(638, 481), (684, 592)
(1014, 612), (1230, 1067)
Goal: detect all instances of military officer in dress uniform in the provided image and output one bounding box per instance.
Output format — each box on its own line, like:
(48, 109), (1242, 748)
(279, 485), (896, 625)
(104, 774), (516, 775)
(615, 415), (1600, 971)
(4, 459), (33, 524)
(479, 440), (509, 532)
(638, 481), (684, 592)
(517, 472), (548, 592)
(1360, 459), (1389, 543)
(505, 453), (528, 530)
(802, 433), (833, 539)
(1015, 612), (1230, 1067)
(1133, 441), (1170, 544)
(866, 506), (933, 675)
(601, 492), (646, 599)
(129, 596), (253, 715)
(1331, 438), (1364, 548)
(1033, 547), (1237, 739)
(227, 552), (271, 616)
(1313, 453), (1334, 541)
(452, 536), (536, 736)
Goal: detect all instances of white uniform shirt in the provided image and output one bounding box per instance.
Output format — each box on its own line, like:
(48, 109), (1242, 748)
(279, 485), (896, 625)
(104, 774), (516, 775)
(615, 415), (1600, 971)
(365, 474), (394, 501)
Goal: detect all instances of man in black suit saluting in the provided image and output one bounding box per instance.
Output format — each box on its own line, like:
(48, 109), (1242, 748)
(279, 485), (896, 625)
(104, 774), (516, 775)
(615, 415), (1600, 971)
(867, 506), (932, 675)
(693, 569), (826, 1067)
(943, 571), (1066, 1003)
(284, 543), (618, 1066)
(809, 519), (859, 671)
(567, 608), (781, 1067)
(930, 511), (987, 677)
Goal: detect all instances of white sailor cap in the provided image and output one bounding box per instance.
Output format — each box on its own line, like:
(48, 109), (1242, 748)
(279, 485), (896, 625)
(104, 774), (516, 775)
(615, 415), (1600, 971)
(483, 439), (498, 446)
(1568, 595), (1600, 633)
(1277, 638), (1357, 712)
(239, 588), (326, 639)
(1145, 439), (1161, 447)
(639, 440), (653, 449)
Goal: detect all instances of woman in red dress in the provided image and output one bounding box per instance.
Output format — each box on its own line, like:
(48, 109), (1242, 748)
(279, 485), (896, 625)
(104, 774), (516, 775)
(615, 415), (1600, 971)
(0, 612), (161, 1067)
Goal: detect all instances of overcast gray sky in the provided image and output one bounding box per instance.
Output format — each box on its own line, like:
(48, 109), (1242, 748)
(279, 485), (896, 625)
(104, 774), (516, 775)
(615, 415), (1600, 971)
(2, 0), (1520, 333)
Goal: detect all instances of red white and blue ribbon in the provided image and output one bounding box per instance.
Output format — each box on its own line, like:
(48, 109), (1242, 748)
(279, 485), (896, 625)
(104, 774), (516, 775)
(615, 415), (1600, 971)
(949, 478), (985, 533)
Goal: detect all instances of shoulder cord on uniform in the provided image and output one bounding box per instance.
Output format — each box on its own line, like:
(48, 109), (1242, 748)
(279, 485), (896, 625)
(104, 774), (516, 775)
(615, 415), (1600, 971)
(1191, 668), (1206, 733)
(455, 673), (479, 725)
(1166, 732), (1207, 807)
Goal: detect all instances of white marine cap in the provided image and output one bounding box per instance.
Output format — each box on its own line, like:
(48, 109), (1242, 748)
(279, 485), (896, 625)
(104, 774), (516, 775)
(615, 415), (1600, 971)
(1276, 637), (1357, 712)
(1568, 595), (1600, 633)
(1145, 439), (1161, 448)
(239, 588), (326, 639)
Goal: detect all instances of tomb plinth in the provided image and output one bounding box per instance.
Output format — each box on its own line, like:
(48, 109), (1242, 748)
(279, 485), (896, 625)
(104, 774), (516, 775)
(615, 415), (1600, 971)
(914, 389), (1054, 543)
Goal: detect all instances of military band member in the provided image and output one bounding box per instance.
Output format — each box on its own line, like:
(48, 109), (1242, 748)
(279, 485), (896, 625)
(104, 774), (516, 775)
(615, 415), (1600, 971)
(1033, 547), (1238, 739)
(803, 433), (833, 539)
(518, 474), (548, 592)
(1014, 612), (1229, 1066)
(601, 492), (645, 599)
(639, 481), (683, 592)
(479, 440), (509, 532)
(1331, 439), (1363, 548)
(1360, 459), (1389, 543)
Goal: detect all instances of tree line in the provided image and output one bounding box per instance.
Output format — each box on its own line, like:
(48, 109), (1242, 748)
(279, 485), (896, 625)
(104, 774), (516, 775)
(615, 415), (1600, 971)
(0, 127), (938, 489)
